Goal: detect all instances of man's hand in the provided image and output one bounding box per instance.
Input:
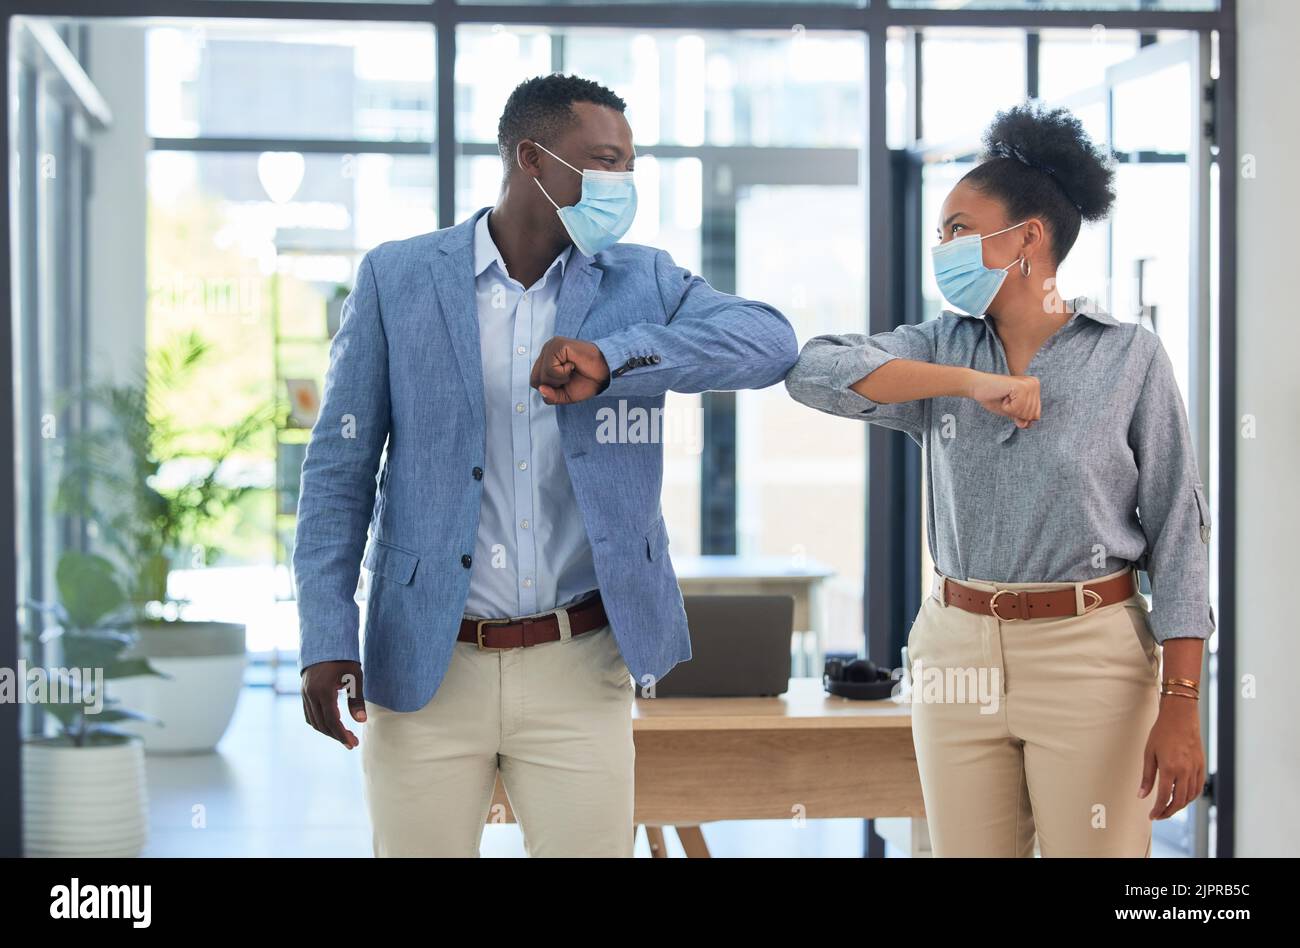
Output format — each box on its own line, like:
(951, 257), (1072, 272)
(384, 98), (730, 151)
(530, 336), (611, 405)
(301, 660), (365, 749)
(967, 371), (1041, 428)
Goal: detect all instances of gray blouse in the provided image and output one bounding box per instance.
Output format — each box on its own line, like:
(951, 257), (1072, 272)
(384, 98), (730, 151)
(785, 297), (1214, 643)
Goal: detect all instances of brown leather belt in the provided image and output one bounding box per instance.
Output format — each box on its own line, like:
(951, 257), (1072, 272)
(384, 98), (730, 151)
(458, 592), (607, 649)
(931, 569), (1138, 621)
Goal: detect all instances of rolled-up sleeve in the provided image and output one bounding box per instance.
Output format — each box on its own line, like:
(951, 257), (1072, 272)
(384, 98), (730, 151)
(784, 319), (942, 443)
(1128, 336), (1215, 643)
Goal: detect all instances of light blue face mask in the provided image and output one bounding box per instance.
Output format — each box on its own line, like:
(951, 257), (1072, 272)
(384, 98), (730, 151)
(930, 220), (1027, 316)
(532, 142), (637, 256)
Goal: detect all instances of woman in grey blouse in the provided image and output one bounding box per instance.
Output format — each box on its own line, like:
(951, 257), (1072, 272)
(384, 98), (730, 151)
(787, 104), (1213, 857)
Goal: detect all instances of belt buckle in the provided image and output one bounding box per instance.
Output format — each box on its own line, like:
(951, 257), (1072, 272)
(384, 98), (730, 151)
(988, 589), (1022, 621)
(475, 618), (510, 650)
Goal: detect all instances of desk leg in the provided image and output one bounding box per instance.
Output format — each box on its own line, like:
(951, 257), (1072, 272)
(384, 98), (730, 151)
(675, 826), (711, 858)
(644, 826), (669, 858)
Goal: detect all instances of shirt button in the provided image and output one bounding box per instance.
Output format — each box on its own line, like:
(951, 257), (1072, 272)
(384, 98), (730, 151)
(522, 577), (534, 588)
(516, 345), (527, 355)
(472, 466), (483, 480)
(515, 402), (526, 413)
(461, 554), (472, 568)
(517, 460), (528, 471)
(520, 519), (529, 530)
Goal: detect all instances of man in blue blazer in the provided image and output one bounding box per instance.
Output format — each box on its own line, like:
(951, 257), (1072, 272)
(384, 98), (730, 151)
(295, 74), (797, 857)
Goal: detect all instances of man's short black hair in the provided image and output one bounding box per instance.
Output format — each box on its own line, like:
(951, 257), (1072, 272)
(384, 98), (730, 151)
(497, 73), (627, 173)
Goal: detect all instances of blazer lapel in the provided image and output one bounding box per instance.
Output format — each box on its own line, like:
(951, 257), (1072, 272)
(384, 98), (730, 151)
(431, 213), (486, 430)
(554, 252), (604, 340)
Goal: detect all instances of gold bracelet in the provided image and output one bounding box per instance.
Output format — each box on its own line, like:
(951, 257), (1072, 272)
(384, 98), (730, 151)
(1163, 677), (1200, 691)
(1160, 687), (1199, 700)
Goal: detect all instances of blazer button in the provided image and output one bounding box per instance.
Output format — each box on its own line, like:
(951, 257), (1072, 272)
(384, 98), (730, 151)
(472, 466), (483, 480)
(461, 554), (472, 568)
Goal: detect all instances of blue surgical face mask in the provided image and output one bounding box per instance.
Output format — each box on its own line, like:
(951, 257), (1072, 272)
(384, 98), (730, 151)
(532, 142), (637, 256)
(930, 220), (1027, 316)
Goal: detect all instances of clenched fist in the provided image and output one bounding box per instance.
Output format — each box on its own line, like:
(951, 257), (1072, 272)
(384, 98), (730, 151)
(968, 371), (1041, 428)
(530, 336), (611, 405)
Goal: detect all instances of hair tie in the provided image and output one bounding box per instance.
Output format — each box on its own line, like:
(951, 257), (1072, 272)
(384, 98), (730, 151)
(988, 140), (1083, 213)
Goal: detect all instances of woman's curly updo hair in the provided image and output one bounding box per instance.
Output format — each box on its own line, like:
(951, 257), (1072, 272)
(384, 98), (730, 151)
(960, 102), (1116, 266)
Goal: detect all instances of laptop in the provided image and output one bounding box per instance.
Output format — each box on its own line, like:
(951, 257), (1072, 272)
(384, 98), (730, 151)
(638, 594), (795, 698)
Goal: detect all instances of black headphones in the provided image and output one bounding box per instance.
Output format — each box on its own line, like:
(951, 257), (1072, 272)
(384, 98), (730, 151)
(823, 655), (897, 701)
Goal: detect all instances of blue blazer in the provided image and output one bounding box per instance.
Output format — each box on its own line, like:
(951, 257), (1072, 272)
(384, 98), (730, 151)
(294, 207), (798, 712)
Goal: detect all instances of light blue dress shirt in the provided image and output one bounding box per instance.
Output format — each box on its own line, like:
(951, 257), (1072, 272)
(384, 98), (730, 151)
(463, 209), (599, 620)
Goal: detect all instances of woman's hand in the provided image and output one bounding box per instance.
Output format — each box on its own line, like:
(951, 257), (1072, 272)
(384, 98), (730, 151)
(966, 371), (1041, 428)
(1139, 696), (1206, 820)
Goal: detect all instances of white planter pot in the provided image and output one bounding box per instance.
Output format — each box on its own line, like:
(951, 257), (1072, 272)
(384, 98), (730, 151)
(23, 739), (149, 858)
(112, 620), (247, 754)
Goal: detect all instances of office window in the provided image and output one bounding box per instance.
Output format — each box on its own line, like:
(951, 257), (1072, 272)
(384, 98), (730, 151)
(11, 28), (93, 742)
(920, 28), (1027, 144)
(144, 21), (437, 653)
(148, 24), (436, 142)
(4, 4), (1235, 861)
(1037, 28), (1139, 101)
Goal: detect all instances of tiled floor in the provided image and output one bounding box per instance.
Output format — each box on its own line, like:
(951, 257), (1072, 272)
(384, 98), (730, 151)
(140, 683), (1185, 858)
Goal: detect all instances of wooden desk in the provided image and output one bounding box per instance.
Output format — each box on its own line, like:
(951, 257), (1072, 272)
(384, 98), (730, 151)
(489, 678), (927, 856)
(671, 555), (836, 677)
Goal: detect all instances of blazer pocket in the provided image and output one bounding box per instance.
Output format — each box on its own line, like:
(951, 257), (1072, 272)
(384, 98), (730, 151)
(644, 516), (670, 561)
(363, 538), (419, 585)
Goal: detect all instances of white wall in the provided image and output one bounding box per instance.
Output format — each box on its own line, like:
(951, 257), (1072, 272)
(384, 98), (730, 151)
(1235, 0), (1300, 857)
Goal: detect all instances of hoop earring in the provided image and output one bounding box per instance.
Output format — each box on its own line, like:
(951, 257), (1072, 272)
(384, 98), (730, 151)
(1020, 256), (1031, 277)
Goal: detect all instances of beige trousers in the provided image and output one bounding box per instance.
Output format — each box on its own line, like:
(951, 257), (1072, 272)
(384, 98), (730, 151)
(360, 624), (636, 857)
(907, 567), (1161, 857)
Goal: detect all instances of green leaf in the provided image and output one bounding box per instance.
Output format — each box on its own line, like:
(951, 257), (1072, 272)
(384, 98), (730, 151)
(55, 552), (125, 629)
(59, 629), (136, 670)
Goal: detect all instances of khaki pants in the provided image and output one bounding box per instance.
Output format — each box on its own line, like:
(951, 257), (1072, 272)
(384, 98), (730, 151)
(361, 624), (636, 857)
(907, 567), (1161, 857)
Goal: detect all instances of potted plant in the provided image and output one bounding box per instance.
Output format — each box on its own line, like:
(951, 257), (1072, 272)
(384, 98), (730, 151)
(23, 551), (162, 857)
(55, 331), (271, 753)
